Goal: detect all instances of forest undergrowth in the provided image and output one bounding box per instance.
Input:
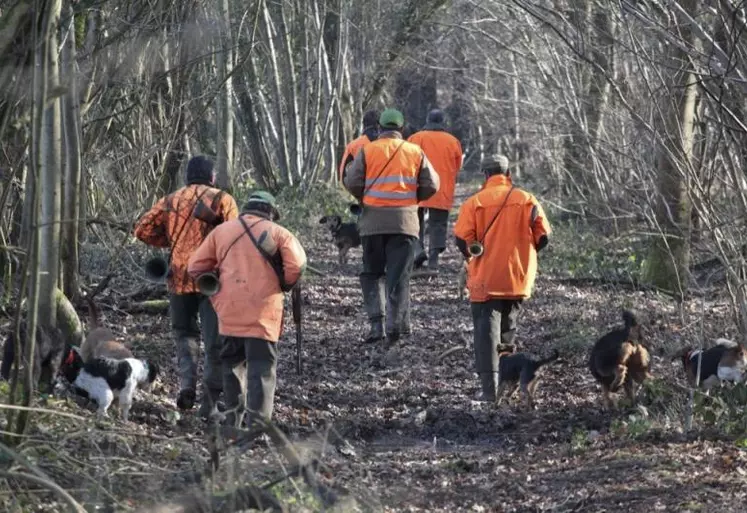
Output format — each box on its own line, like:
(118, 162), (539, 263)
(1, 182), (747, 512)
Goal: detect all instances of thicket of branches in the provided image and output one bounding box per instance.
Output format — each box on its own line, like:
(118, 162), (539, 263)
(1, 0), (747, 431)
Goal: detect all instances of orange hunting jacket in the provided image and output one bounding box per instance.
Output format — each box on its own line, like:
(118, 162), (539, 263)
(407, 130), (463, 210)
(187, 213), (307, 341)
(453, 175), (551, 301)
(134, 184), (239, 294)
(339, 135), (373, 183)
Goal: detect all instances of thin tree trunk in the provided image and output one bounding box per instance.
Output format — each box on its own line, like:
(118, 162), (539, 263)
(61, 4), (81, 302)
(215, 0), (234, 191)
(38, 0), (63, 327)
(643, 0), (700, 297)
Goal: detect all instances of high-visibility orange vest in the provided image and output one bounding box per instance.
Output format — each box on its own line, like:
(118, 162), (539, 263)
(362, 138), (423, 208)
(339, 135), (372, 182)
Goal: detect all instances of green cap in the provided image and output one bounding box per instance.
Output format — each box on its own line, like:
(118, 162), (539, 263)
(243, 190), (280, 220)
(379, 108), (405, 129)
(246, 190), (277, 207)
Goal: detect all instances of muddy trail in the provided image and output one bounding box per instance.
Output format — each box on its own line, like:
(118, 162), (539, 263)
(4, 184), (747, 513)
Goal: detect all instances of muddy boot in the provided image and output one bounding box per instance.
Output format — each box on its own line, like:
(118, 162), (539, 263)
(427, 249), (440, 271)
(472, 301), (500, 402)
(399, 274), (411, 337)
(361, 276), (385, 343)
(478, 372), (498, 402)
(198, 388), (222, 420)
(413, 248), (428, 269)
(177, 388), (196, 410)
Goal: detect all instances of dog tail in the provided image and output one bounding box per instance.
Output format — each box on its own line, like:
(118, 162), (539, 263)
(622, 310), (639, 328)
(536, 349), (560, 368)
(85, 295), (102, 330)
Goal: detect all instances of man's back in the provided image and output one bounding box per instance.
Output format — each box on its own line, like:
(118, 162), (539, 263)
(408, 130), (462, 210)
(454, 174), (549, 301)
(134, 184), (238, 293)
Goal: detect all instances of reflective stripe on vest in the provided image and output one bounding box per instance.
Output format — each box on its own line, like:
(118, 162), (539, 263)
(362, 139), (422, 208)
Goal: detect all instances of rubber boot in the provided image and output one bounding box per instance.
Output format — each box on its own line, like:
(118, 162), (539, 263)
(427, 249), (440, 270)
(361, 276), (385, 343)
(198, 387), (222, 420)
(400, 278), (411, 337)
(414, 245), (428, 269)
(479, 372), (498, 402)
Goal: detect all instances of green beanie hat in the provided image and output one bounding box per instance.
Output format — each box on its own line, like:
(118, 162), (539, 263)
(243, 190), (280, 220)
(379, 108), (405, 129)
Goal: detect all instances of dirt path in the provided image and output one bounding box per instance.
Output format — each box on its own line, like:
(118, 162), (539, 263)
(8, 184), (747, 512)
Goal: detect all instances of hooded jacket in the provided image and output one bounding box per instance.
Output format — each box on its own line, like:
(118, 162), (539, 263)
(187, 213), (307, 341)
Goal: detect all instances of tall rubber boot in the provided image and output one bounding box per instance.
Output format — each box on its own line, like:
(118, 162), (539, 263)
(472, 301), (499, 402)
(478, 372), (498, 402)
(360, 276), (385, 342)
(427, 249), (440, 270)
(400, 282), (411, 337)
(198, 387), (223, 420)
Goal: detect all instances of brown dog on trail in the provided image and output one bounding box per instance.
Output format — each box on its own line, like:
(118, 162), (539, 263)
(496, 344), (560, 410)
(80, 296), (133, 363)
(589, 310), (652, 408)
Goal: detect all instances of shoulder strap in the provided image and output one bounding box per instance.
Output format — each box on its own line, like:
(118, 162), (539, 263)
(166, 186), (212, 265)
(362, 140), (407, 195)
(238, 215), (288, 290)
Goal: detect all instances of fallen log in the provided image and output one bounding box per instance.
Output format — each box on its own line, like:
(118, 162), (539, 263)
(117, 299), (170, 315)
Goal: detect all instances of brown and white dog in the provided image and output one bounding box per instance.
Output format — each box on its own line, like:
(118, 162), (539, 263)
(673, 338), (747, 390)
(589, 311), (653, 408)
(80, 296), (133, 363)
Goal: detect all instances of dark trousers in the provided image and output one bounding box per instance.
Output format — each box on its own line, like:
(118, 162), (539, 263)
(417, 207), (450, 254)
(220, 337), (278, 427)
(360, 234), (416, 336)
(169, 293), (221, 393)
(471, 299), (522, 398)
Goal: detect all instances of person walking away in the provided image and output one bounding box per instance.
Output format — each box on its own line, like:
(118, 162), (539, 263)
(453, 154), (551, 402)
(339, 110), (380, 184)
(344, 108), (440, 344)
(188, 191), (306, 428)
(408, 109), (463, 270)
(134, 155), (239, 416)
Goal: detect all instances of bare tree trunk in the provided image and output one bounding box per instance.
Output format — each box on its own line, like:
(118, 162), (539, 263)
(38, 0), (63, 327)
(61, 4), (81, 301)
(215, 0), (234, 191)
(643, 0), (699, 297)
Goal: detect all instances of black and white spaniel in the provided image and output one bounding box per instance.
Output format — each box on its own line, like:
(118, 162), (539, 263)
(60, 347), (159, 421)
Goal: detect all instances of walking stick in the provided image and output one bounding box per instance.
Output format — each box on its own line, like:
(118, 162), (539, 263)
(291, 281), (302, 375)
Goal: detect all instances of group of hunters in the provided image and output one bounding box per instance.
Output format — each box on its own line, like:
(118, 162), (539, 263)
(133, 107), (551, 428)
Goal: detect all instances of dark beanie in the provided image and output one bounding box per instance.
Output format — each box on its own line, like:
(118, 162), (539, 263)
(427, 109), (444, 124)
(362, 109), (380, 128)
(186, 155), (214, 185)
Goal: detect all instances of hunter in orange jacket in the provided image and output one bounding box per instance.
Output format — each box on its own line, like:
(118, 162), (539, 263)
(188, 191), (306, 426)
(133, 155), (239, 415)
(453, 154), (551, 403)
(339, 110), (379, 183)
(407, 109), (463, 269)
(343, 108), (439, 344)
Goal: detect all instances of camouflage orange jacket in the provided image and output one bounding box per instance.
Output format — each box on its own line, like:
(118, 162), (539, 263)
(134, 184), (239, 294)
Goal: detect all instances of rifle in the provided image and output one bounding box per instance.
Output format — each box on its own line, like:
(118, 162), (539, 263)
(291, 282), (302, 375)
